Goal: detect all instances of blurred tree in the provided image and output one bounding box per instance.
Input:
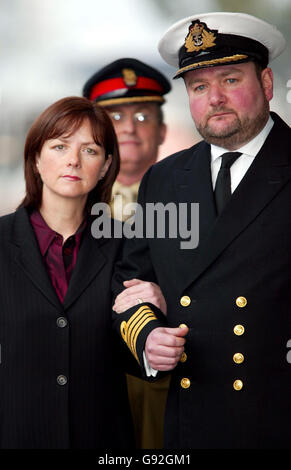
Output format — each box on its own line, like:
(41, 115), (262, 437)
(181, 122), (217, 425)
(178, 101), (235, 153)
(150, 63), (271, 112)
(149, 0), (291, 25)
(215, 0), (291, 22)
(147, 0), (216, 22)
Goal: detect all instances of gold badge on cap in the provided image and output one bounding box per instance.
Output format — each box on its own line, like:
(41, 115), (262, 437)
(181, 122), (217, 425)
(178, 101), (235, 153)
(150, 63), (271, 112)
(122, 68), (137, 86)
(185, 20), (217, 53)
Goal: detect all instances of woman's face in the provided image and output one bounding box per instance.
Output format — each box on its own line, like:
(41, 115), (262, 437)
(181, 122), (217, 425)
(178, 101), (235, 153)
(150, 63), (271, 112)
(36, 118), (111, 206)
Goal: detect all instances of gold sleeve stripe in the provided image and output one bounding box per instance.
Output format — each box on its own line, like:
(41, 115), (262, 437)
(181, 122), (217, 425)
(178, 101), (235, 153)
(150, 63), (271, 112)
(127, 307), (156, 362)
(126, 306), (154, 329)
(130, 312), (156, 358)
(127, 308), (155, 343)
(120, 305), (158, 364)
(131, 315), (156, 361)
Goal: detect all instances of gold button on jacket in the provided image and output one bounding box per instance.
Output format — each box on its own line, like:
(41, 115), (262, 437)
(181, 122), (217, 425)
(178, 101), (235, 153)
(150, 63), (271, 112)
(233, 324), (245, 336)
(181, 378), (191, 389)
(233, 353), (244, 364)
(180, 352), (187, 363)
(236, 296), (247, 308)
(180, 296), (191, 307)
(233, 379), (243, 391)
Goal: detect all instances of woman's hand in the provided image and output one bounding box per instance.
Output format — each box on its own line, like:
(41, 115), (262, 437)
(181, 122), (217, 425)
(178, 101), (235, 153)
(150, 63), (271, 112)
(113, 278), (167, 315)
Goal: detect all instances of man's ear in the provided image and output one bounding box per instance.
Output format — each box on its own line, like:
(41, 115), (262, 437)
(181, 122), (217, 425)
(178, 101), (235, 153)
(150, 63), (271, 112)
(261, 67), (273, 102)
(158, 123), (167, 146)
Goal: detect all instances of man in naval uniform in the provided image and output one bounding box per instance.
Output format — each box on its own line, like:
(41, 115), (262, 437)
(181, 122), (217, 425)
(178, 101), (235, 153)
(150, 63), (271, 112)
(112, 12), (291, 448)
(83, 58), (171, 448)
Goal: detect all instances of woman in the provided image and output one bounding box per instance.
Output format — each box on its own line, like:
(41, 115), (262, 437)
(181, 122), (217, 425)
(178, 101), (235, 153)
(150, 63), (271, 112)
(0, 96), (154, 449)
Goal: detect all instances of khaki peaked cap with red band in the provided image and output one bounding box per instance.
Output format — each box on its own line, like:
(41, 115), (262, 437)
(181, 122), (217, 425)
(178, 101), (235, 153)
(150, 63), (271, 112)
(82, 58), (171, 107)
(158, 12), (286, 79)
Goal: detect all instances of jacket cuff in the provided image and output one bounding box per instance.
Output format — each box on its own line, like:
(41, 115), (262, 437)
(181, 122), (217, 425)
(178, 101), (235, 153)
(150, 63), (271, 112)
(115, 303), (166, 367)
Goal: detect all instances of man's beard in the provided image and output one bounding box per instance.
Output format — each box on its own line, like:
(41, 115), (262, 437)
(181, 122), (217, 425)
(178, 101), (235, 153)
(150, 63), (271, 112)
(196, 102), (270, 150)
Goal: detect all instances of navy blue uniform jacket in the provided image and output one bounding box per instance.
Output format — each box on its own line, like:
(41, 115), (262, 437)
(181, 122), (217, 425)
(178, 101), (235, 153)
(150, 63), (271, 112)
(113, 112), (291, 449)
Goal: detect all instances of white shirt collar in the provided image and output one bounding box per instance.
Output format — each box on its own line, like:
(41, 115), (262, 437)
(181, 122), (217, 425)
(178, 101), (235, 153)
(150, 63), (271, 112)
(211, 115), (274, 162)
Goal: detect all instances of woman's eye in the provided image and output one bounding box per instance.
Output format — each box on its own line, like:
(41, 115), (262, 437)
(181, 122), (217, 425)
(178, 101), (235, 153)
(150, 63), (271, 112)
(85, 148), (96, 155)
(54, 144), (64, 150)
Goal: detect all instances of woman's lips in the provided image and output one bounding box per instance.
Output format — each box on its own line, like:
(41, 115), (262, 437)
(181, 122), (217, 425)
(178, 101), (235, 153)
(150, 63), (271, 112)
(62, 175), (81, 181)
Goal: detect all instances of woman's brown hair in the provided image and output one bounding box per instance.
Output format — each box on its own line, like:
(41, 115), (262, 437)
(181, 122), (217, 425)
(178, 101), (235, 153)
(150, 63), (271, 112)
(19, 96), (120, 210)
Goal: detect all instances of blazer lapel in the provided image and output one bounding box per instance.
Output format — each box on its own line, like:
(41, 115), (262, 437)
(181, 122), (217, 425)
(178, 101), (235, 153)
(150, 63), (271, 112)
(11, 208), (62, 309)
(63, 220), (109, 310)
(181, 112), (291, 293)
(174, 141), (217, 242)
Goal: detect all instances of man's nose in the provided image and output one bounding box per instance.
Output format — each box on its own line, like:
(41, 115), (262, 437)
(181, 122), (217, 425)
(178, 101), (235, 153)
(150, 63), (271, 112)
(208, 84), (227, 106)
(119, 115), (137, 133)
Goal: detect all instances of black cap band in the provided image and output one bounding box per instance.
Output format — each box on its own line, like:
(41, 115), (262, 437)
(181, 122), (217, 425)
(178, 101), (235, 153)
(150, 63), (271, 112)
(176, 29), (269, 78)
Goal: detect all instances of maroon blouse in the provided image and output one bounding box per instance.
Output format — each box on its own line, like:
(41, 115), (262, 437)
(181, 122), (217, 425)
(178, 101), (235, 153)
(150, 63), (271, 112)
(30, 210), (86, 303)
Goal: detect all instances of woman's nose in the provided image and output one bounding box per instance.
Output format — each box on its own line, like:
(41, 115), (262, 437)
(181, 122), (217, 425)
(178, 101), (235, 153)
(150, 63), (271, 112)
(67, 149), (81, 167)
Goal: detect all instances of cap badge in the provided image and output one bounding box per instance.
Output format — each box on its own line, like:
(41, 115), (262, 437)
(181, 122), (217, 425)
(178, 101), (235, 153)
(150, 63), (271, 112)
(122, 68), (137, 87)
(184, 20), (217, 53)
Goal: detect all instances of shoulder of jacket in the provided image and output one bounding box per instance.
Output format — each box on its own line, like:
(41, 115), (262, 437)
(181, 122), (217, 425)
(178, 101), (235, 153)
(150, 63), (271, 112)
(150, 140), (205, 174)
(0, 211), (16, 227)
(0, 211), (18, 245)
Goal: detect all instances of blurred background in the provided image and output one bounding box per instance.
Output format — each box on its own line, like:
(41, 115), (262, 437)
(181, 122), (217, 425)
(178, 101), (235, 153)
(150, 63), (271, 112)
(1, 0), (290, 215)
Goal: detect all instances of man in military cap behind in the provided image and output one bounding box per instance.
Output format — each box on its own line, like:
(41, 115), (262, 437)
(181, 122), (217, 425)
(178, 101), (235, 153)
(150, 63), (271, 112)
(112, 13), (291, 448)
(83, 58), (170, 222)
(83, 58), (171, 448)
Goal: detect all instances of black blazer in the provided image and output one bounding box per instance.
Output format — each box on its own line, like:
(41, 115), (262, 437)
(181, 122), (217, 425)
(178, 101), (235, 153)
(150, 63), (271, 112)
(113, 112), (291, 449)
(0, 207), (136, 449)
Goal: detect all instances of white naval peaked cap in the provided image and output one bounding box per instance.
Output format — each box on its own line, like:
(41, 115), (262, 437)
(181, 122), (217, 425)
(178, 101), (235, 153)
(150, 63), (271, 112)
(158, 12), (286, 78)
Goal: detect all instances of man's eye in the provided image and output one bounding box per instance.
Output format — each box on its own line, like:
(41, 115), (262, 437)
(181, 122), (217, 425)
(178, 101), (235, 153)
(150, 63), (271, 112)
(226, 78), (237, 84)
(194, 85), (205, 92)
(134, 112), (148, 122)
(110, 112), (122, 121)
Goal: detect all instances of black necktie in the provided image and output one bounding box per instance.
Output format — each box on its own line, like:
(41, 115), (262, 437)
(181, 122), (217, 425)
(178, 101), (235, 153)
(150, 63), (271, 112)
(214, 152), (242, 214)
